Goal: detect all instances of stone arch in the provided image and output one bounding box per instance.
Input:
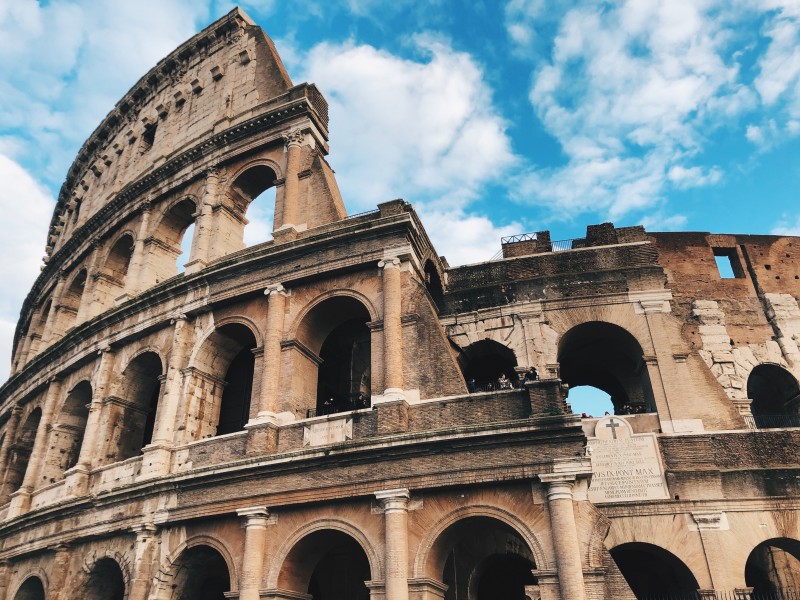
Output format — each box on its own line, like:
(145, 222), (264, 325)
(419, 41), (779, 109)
(104, 232), (136, 282)
(747, 363), (800, 425)
(290, 289), (379, 339)
(59, 267), (89, 330)
(609, 541), (700, 597)
(291, 292), (376, 416)
(11, 573), (47, 600)
(153, 536), (237, 600)
(557, 320), (655, 414)
(267, 518), (382, 593)
(414, 505), (551, 579)
(1, 405), (42, 498)
(447, 317), (530, 378)
(79, 553), (131, 600)
(586, 513), (612, 569)
(106, 350), (164, 462)
(224, 160), (282, 247)
(40, 379), (93, 484)
(457, 339), (519, 391)
(149, 196), (198, 278)
(745, 537), (800, 593)
(28, 297), (53, 353)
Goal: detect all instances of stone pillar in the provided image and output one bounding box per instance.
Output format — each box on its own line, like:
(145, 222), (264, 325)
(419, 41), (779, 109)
(49, 544), (72, 600)
(0, 560), (11, 600)
(8, 377), (64, 517)
(0, 406), (22, 498)
(539, 474), (586, 600)
(80, 240), (104, 321)
(278, 130), (304, 230)
(187, 168), (219, 273)
(375, 488), (411, 600)
(150, 315), (193, 446)
(128, 201), (153, 295)
(40, 274), (67, 346)
(379, 258), (404, 395)
(256, 285), (287, 422)
(237, 506), (270, 600)
(128, 524), (158, 600)
(65, 347), (115, 495)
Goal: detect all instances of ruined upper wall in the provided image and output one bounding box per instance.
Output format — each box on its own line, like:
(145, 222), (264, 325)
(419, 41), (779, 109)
(45, 8), (305, 258)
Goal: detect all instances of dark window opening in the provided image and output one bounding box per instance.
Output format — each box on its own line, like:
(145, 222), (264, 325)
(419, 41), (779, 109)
(141, 122), (157, 151)
(747, 364), (800, 428)
(83, 558), (125, 600)
(168, 545), (231, 600)
(459, 339), (518, 392)
(424, 259), (445, 311)
(316, 318), (371, 415)
(713, 247), (744, 278)
(217, 347), (255, 435)
(610, 542), (699, 597)
(746, 539), (800, 595)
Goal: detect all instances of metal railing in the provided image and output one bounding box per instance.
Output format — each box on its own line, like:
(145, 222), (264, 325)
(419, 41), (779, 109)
(743, 414), (800, 429)
(550, 237), (580, 251)
(637, 589), (800, 600)
(501, 231), (539, 244)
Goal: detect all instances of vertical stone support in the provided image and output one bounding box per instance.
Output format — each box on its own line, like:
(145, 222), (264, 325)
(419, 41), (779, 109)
(379, 258), (404, 395)
(375, 488), (411, 600)
(48, 544), (72, 600)
(128, 524), (158, 600)
(538, 474), (586, 600)
(257, 285), (288, 422)
(278, 130), (304, 230)
(187, 168), (219, 273)
(128, 201), (153, 295)
(8, 377), (63, 517)
(0, 560), (10, 600)
(80, 241), (105, 321)
(40, 274), (67, 346)
(237, 506), (270, 600)
(0, 406), (22, 497)
(65, 347), (115, 495)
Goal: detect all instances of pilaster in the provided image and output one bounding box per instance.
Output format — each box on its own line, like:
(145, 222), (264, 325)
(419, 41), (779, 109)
(237, 506), (271, 600)
(375, 488), (411, 600)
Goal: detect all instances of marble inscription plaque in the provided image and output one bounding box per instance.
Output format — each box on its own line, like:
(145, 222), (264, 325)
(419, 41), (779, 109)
(587, 416), (669, 503)
(303, 418), (353, 447)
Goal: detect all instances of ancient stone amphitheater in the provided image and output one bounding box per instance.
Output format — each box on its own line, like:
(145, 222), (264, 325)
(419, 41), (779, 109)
(2, 8), (800, 600)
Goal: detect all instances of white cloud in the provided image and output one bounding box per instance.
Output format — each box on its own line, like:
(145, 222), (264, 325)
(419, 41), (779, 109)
(771, 213), (800, 236)
(300, 36), (517, 211)
(0, 154), (55, 375)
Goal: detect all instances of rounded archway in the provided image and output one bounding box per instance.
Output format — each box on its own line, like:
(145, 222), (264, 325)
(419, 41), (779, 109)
(558, 322), (653, 414)
(610, 542), (699, 597)
(2, 407), (42, 499)
(153, 198), (197, 276)
(13, 576), (45, 600)
(426, 516), (538, 600)
(296, 296), (372, 417)
(277, 529), (372, 600)
(40, 380), (92, 483)
(748, 364), (800, 427)
(82, 557), (126, 600)
(167, 544), (232, 600)
(110, 351), (163, 461)
(229, 164), (278, 246)
(459, 340), (518, 392)
(745, 538), (800, 594)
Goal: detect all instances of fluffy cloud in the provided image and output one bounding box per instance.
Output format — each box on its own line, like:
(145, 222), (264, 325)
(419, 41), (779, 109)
(0, 154), (55, 376)
(299, 36), (517, 212)
(772, 214), (800, 236)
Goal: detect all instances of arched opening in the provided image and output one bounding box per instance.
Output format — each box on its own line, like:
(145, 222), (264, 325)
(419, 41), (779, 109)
(109, 352), (163, 462)
(610, 542), (699, 598)
(13, 576), (45, 600)
(297, 296), (371, 417)
(558, 322), (654, 415)
(60, 269), (88, 330)
(748, 364), (800, 427)
(231, 165), (277, 246)
(40, 381), (92, 484)
(29, 298), (53, 353)
(424, 259), (444, 311)
(278, 529), (372, 600)
(745, 538), (800, 594)
(154, 198), (196, 277)
(568, 385), (615, 418)
(105, 234), (135, 284)
(1, 407), (41, 499)
(216, 325), (257, 436)
(168, 545), (231, 600)
(426, 516), (537, 600)
(83, 557), (125, 600)
(458, 340), (518, 392)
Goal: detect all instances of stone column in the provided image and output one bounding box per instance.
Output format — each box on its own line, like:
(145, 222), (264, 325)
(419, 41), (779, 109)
(65, 347), (115, 495)
(278, 130), (304, 230)
(257, 285), (287, 422)
(539, 474), (586, 600)
(375, 488), (411, 600)
(49, 544), (72, 600)
(128, 201), (153, 295)
(40, 273), (67, 346)
(237, 506), (270, 600)
(80, 240), (104, 321)
(8, 377), (64, 517)
(0, 560), (11, 600)
(150, 315), (193, 446)
(187, 168), (219, 273)
(128, 524), (158, 600)
(379, 258), (404, 395)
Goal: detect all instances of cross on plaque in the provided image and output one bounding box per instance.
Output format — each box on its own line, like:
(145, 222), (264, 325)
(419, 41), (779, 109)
(605, 418), (621, 439)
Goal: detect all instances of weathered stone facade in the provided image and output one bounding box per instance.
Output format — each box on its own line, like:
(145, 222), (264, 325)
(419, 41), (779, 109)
(2, 8), (800, 600)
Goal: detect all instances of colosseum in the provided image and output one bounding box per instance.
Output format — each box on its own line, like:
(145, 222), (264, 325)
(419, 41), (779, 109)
(1, 7), (800, 600)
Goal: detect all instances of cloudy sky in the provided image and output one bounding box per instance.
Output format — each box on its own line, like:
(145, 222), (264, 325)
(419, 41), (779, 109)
(1, 0), (799, 377)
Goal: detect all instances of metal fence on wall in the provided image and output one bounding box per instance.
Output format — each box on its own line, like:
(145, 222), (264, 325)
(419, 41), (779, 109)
(638, 590), (800, 600)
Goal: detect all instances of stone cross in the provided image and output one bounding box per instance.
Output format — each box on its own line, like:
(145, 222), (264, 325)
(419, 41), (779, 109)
(605, 418), (621, 439)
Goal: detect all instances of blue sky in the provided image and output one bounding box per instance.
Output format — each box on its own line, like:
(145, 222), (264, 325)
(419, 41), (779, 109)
(1, 0), (799, 380)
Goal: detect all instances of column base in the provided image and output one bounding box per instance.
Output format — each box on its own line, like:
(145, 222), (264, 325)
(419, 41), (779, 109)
(138, 443), (173, 479)
(7, 487), (32, 519)
(245, 420), (279, 455)
(64, 465), (91, 497)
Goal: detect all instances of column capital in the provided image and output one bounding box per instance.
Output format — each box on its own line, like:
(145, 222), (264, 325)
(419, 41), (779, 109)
(237, 505), (270, 527)
(375, 488), (410, 512)
(539, 473), (575, 501)
(131, 523), (157, 536)
(170, 313), (188, 325)
(264, 284), (289, 298)
(283, 129), (306, 148)
(378, 257), (401, 270)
